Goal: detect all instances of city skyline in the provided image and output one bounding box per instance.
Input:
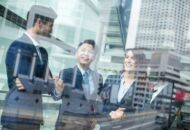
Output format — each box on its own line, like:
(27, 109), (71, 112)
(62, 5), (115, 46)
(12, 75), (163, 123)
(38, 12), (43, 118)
(126, 0), (190, 55)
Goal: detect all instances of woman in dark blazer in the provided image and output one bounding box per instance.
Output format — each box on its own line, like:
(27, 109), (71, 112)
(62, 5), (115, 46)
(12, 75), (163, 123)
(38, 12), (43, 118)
(101, 49), (144, 118)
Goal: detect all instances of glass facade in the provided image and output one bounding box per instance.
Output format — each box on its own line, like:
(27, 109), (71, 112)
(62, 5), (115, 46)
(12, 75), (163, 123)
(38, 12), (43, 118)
(0, 0), (102, 129)
(0, 0), (190, 130)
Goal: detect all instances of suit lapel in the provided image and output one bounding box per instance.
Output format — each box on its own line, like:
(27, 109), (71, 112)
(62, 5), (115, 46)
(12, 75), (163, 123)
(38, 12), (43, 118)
(89, 71), (100, 100)
(110, 80), (121, 104)
(120, 81), (135, 104)
(73, 66), (83, 90)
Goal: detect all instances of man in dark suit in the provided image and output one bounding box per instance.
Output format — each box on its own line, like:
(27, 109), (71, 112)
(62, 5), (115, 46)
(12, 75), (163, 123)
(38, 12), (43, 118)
(1, 5), (59, 130)
(54, 40), (103, 130)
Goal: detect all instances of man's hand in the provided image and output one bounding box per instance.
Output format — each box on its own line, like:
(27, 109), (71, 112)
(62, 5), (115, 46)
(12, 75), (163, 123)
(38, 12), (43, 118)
(54, 76), (64, 95)
(109, 107), (125, 120)
(15, 78), (25, 90)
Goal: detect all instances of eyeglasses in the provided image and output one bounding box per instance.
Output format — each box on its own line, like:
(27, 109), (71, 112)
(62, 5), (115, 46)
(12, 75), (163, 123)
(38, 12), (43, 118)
(79, 49), (95, 56)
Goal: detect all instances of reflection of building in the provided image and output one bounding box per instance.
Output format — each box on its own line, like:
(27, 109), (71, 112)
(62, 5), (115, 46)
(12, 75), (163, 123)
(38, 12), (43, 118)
(132, 50), (190, 111)
(133, 70), (150, 109)
(148, 50), (190, 126)
(97, 0), (133, 79)
(134, 0), (190, 55)
(125, 0), (190, 111)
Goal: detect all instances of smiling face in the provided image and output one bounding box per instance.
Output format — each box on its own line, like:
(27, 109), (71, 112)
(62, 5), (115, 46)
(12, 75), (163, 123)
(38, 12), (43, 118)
(124, 50), (137, 72)
(76, 43), (95, 68)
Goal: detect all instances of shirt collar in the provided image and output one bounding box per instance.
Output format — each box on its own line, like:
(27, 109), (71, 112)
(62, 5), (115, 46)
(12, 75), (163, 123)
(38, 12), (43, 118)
(77, 64), (91, 75)
(120, 72), (124, 80)
(120, 72), (135, 86)
(25, 32), (39, 46)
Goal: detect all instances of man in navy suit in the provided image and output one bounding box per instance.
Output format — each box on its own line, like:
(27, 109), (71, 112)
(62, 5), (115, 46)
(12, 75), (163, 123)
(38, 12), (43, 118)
(54, 40), (103, 130)
(1, 5), (59, 130)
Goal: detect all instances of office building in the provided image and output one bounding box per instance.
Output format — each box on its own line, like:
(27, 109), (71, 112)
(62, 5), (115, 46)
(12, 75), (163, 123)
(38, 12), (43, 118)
(135, 0), (190, 55)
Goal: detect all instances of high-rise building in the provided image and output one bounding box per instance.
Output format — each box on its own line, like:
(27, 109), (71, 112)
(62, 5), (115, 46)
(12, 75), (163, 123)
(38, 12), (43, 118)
(97, 0), (133, 79)
(135, 0), (190, 55)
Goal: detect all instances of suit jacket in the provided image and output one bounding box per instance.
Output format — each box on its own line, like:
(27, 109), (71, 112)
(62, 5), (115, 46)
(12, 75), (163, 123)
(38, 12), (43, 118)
(1, 33), (52, 128)
(101, 74), (135, 112)
(59, 66), (103, 99)
(55, 66), (103, 129)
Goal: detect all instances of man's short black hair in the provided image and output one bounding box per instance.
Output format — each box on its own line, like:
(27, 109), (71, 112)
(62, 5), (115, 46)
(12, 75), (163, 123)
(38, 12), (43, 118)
(27, 13), (54, 26)
(26, 5), (57, 29)
(78, 39), (96, 49)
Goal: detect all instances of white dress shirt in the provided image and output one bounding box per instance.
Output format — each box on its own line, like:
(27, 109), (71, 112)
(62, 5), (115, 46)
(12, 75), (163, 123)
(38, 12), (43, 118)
(117, 74), (134, 103)
(25, 32), (42, 61)
(77, 64), (95, 95)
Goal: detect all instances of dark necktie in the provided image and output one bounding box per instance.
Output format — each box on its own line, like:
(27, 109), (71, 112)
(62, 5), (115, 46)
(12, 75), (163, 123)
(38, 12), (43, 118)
(82, 71), (90, 99)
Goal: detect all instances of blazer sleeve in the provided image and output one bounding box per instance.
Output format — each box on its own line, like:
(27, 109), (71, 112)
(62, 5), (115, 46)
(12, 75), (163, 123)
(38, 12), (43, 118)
(5, 41), (20, 90)
(99, 75), (114, 101)
(102, 74), (121, 98)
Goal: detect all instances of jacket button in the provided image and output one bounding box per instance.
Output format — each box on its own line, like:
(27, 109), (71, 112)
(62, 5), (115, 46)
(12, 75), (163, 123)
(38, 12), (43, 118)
(67, 102), (70, 106)
(15, 96), (19, 101)
(35, 99), (39, 103)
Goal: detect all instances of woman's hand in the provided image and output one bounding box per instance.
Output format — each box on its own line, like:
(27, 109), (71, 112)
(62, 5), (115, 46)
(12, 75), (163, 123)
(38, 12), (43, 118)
(109, 107), (126, 120)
